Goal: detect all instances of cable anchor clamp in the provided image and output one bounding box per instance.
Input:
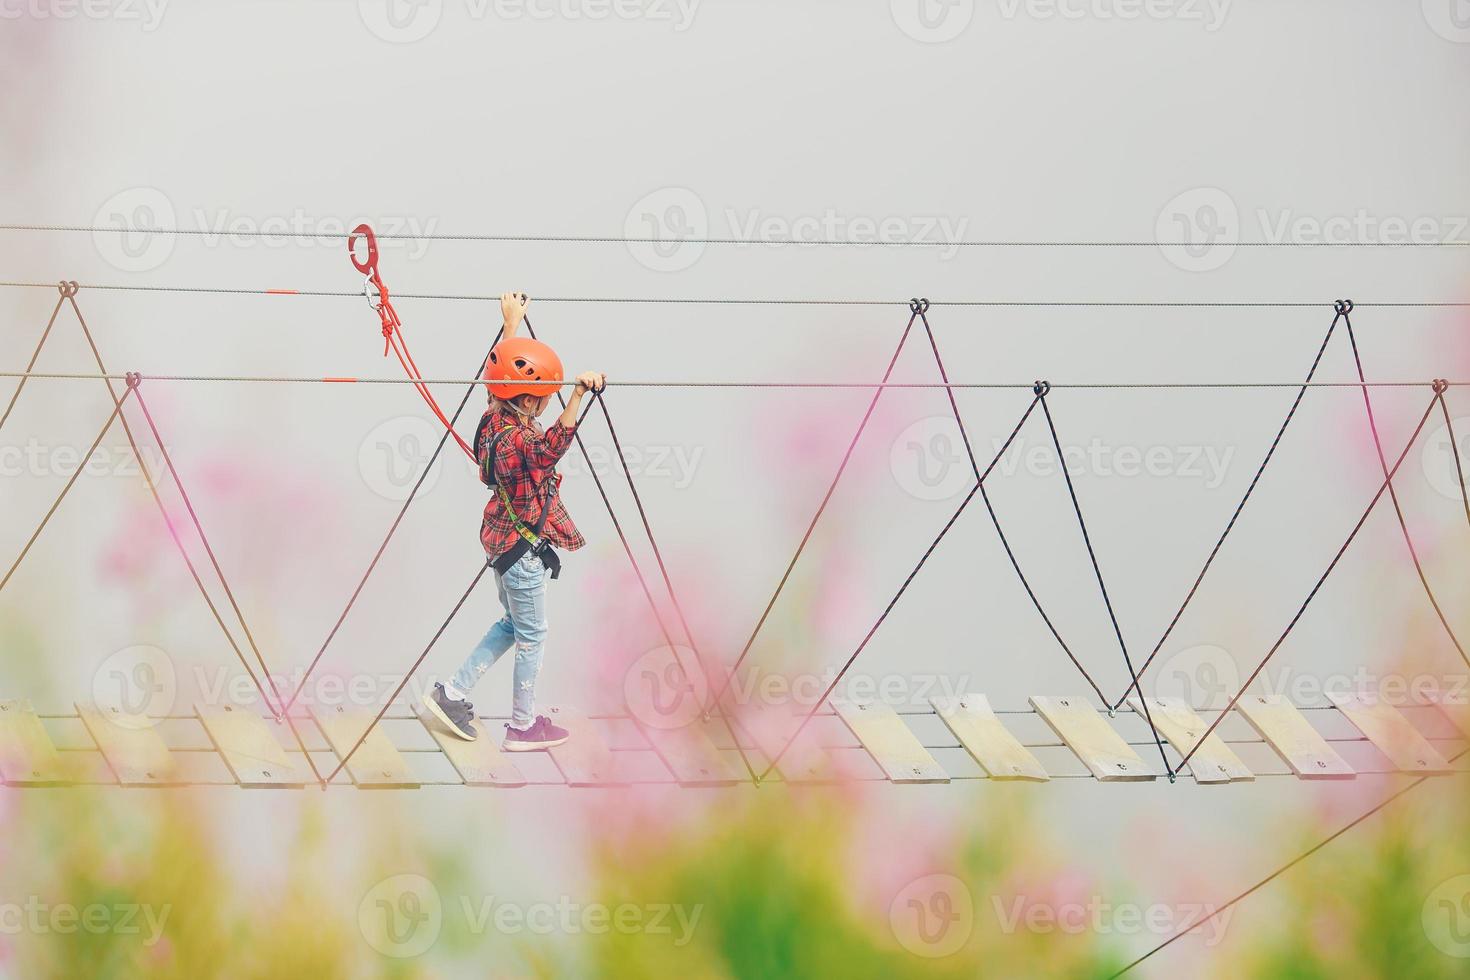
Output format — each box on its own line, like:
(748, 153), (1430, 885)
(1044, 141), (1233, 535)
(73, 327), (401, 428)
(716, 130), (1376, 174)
(1432, 378), (1449, 395)
(908, 297), (930, 315)
(1032, 380), (1051, 398)
(1333, 299), (1354, 315)
(124, 372), (142, 390)
(57, 280), (79, 298)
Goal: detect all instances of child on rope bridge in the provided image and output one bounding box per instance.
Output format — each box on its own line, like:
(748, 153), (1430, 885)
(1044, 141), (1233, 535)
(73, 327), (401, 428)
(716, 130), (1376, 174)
(425, 293), (606, 749)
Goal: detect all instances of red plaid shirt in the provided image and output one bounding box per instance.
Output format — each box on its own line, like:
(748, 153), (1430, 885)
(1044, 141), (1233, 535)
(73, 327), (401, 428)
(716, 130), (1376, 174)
(478, 408), (586, 561)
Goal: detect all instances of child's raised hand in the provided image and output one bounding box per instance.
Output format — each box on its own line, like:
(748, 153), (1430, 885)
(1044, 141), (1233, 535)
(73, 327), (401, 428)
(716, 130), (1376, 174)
(574, 372), (606, 394)
(500, 292), (529, 325)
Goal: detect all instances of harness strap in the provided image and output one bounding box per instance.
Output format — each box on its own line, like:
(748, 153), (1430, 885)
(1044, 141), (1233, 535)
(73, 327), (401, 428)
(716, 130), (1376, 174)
(478, 417), (562, 580)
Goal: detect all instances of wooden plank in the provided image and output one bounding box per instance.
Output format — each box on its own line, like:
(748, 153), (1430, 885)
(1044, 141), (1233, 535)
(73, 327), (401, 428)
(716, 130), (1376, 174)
(1237, 695), (1355, 779)
(1327, 693), (1457, 774)
(1127, 696), (1254, 785)
(1030, 697), (1158, 782)
(195, 704), (307, 788)
(545, 706), (625, 786)
(832, 700), (948, 783)
(0, 700), (71, 786)
(1425, 692), (1470, 740)
(75, 702), (180, 786)
(931, 694), (1049, 782)
(309, 705), (418, 789)
(732, 701), (835, 782)
(413, 705), (527, 787)
(637, 718), (742, 787)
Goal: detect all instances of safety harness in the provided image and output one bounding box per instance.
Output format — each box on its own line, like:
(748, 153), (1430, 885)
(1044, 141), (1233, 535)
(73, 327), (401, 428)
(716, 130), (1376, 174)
(474, 413), (563, 580)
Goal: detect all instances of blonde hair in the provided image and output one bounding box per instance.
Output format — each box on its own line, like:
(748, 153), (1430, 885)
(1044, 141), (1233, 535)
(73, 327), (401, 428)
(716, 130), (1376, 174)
(489, 393), (545, 424)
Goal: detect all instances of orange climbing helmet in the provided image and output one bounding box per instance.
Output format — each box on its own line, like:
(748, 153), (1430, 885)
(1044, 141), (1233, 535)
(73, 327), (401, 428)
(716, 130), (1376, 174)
(485, 337), (564, 400)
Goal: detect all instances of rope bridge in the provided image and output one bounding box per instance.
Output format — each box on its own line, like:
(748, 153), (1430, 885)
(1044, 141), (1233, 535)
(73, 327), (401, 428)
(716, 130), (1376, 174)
(2, 222), (1469, 973)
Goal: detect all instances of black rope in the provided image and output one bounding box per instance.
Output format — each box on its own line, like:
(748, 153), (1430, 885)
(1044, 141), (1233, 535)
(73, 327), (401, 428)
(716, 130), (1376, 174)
(915, 305), (1111, 704)
(282, 335), (501, 714)
(1036, 388), (1174, 780)
(0, 287), (69, 433)
(1109, 745), (1470, 978)
(324, 561), (490, 784)
(702, 312), (919, 718)
(1176, 389), (1444, 771)
(1440, 397), (1470, 531)
(1114, 304), (1344, 710)
(131, 386), (295, 719)
(521, 318), (758, 784)
(0, 393), (128, 592)
(1345, 315), (1469, 671)
(63, 292), (325, 784)
(759, 393), (1043, 781)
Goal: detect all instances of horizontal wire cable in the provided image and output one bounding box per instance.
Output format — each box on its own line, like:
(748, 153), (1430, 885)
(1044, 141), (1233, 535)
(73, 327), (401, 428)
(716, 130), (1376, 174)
(7, 224), (1470, 247)
(2, 281), (1468, 308)
(0, 371), (1460, 390)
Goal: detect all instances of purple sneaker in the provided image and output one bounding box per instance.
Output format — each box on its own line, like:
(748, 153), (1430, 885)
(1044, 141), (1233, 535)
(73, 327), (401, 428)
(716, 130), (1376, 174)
(503, 715), (569, 752)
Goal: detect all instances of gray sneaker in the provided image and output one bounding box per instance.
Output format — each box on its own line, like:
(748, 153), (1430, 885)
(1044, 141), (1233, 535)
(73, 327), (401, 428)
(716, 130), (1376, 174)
(424, 683), (477, 741)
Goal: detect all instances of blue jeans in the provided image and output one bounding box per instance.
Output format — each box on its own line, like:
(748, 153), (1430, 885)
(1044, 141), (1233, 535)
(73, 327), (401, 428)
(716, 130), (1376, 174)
(450, 551), (549, 729)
